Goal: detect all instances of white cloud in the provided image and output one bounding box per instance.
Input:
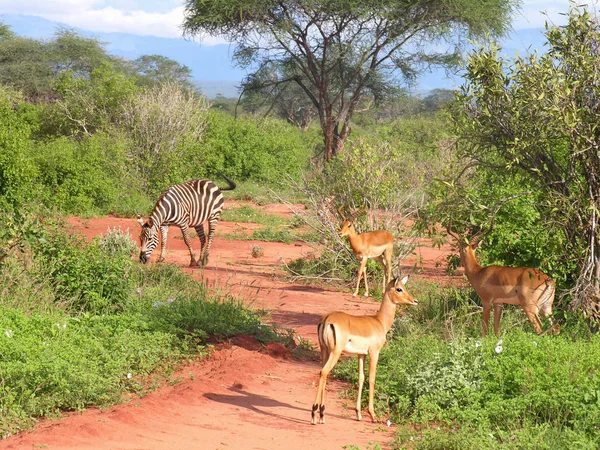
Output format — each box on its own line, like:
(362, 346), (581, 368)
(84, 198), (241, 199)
(0, 0), (228, 44)
(513, 0), (599, 30)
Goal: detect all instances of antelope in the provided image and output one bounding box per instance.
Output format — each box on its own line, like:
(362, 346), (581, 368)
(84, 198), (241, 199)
(447, 218), (558, 337)
(340, 210), (394, 297)
(311, 276), (418, 425)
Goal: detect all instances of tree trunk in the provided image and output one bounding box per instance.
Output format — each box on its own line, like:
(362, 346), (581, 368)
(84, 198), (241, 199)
(323, 123), (334, 161)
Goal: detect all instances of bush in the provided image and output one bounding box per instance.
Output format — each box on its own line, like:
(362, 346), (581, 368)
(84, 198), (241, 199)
(30, 221), (135, 313)
(32, 134), (132, 215)
(0, 86), (38, 206)
(198, 110), (316, 183)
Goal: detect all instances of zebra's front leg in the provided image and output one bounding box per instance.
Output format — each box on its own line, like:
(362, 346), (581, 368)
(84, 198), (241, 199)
(158, 226), (169, 262)
(195, 224), (207, 265)
(179, 225), (198, 266)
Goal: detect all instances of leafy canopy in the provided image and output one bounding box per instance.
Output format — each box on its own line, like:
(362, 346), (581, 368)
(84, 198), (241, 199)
(183, 0), (520, 160)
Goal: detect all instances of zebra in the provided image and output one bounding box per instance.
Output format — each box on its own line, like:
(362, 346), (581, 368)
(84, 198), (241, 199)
(137, 174), (236, 266)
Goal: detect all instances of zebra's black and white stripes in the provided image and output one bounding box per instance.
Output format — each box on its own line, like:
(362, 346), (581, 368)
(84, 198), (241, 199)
(137, 174), (236, 266)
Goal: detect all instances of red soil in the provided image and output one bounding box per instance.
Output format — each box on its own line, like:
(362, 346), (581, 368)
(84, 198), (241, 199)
(0, 201), (458, 450)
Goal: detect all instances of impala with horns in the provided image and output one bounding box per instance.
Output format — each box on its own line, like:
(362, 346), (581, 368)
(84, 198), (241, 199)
(311, 276), (418, 425)
(339, 208), (394, 297)
(447, 217), (558, 337)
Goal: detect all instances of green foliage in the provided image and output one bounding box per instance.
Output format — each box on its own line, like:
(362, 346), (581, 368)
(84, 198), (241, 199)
(0, 26), (113, 100)
(28, 221), (135, 313)
(183, 0), (518, 160)
(32, 135), (130, 215)
(221, 205), (288, 227)
(0, 86), (37, 206)
(47, 61), (138, 137)
(199, 110), (315, 182)
(0, 221), (281, 437)
(439, 5), (600, 312)
(130, 54), (194, 89)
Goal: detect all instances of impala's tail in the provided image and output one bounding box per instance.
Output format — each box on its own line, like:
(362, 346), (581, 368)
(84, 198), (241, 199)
(538, 279), (556, 317)
(317, 317), (336, 363)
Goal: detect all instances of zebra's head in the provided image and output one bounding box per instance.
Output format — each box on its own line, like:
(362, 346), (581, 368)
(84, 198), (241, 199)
(137, 215), (158, 264)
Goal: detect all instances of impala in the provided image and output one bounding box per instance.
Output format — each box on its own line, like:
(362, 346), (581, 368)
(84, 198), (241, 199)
(340, 210), (394, 297)
(311, 276), (418, 425)
(447, 219), (557, 337)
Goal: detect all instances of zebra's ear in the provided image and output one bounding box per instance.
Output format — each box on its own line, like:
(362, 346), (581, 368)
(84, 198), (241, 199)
(136, 215), (145, 227)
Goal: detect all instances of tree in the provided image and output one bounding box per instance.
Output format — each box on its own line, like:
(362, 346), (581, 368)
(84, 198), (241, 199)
(0, 25), (113, 100)
(130, 55), (194, 89)
(182, 0), (519, 161)
(448, 5), (600, 320)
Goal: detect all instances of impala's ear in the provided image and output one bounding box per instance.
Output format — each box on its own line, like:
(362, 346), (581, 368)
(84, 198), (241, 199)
(400, 275), (409, 285)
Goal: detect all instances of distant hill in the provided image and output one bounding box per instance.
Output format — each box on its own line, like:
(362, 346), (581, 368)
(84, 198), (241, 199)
(0, 13), (550, 97)
(195, 80), (240, 99)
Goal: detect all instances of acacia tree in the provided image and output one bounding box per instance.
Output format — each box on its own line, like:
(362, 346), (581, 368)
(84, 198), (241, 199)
(449, 6), (600, 319)
(183, 0), (519, 161)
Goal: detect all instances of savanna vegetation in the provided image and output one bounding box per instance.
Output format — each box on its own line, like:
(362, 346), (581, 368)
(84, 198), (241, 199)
(2, 2), (600, 449)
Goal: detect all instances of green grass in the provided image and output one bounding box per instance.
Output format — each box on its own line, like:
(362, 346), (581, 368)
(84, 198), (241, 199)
(221, 205), (289, 227)
(0, 221), (287, 438)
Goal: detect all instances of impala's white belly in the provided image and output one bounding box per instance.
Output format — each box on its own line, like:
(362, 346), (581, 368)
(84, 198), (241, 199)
(343, 337), (370, 355)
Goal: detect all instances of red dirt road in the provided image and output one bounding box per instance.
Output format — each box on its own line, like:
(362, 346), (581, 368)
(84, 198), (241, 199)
(0, 202), (457, 450)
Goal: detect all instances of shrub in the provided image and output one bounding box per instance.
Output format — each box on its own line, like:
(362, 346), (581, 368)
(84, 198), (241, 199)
(30, 221), (134, 313)
(198, 110), (316, 183)
(0, 86), (38, 206)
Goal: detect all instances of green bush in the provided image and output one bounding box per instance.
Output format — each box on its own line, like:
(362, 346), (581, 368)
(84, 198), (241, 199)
(32, 134), (131, 215)
(0, 86), (38, 206)
(197, 110), (316, 182)
(0, 223), (282, 437)
(30, 221), (134, 313)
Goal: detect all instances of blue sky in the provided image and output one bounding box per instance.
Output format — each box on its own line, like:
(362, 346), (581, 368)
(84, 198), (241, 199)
(0, 1), (598, 95)
(0, 0), (591, 41)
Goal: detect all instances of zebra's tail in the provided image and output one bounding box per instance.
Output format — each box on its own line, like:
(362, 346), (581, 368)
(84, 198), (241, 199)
(218, 173), (237, 191)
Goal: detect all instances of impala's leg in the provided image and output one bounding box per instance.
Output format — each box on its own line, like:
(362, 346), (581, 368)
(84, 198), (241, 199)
(354, 256), (368, 297)
(312, 347), (343, 424)
(179, 225), (197, 266)
(482, 300), (491, 337)
(158, 226), (168, 262)
(523, 306), (544, 334)
(493, 304), (503, 337)
(362, 263), (370, 297)
(375, 255), (387, 294)
(384, 244), (393, 289)
(356, 355), (365, 421)
(538, 287), (558, 334)
(367, 350), (380, 422)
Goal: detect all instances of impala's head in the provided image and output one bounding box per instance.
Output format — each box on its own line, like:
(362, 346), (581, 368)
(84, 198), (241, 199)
(137, 215), (158, 264)
(447, 215), (495, 252)
(339, 219), (356, 237)
(338, 206), (367, 238)
(386, 275), (418, 306)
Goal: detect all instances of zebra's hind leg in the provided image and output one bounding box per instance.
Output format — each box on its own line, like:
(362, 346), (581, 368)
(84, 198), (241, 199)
(180, 225), (198, 266)
(201, 218), (218, 266)
(195, 225), (207, 266)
